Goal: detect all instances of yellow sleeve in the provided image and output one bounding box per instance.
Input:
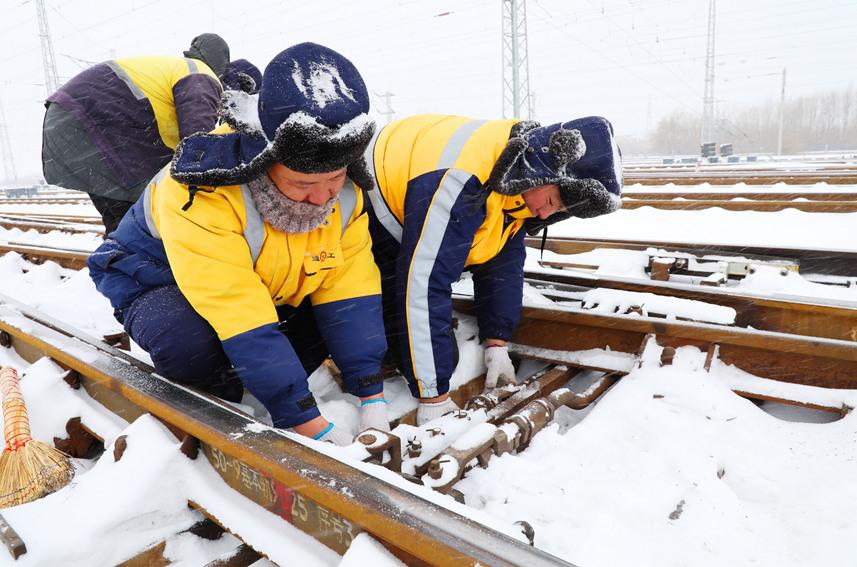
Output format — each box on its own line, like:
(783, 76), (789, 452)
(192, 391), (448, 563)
(154, 178), (278, 340)
(311, 190), (382, 305)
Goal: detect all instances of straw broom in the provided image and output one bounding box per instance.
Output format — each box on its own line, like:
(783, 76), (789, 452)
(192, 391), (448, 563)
(0, 366), (74, 508)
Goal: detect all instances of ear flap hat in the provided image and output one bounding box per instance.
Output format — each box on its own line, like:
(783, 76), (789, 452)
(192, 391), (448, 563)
(171, 42), (375, 193)
(488, 116), (623, 235)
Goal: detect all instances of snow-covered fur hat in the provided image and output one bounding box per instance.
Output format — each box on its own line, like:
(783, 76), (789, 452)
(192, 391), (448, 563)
(171, 42), (375, 192)
(488, 116), (623, 235)
(221, 58), (262, 94)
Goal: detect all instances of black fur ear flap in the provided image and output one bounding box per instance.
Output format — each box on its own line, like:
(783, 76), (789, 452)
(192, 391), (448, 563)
(347, 157), (376, 192)
(236, 72), (257, 94)
(548, 128), (586, 174)
(509, 120), (541, 138)
(559, 177), (620, 219)
(487, 137), (528, 194)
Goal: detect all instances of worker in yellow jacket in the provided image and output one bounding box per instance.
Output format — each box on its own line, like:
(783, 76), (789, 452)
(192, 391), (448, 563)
(42, 34), (229, 232)
(364, 115), (622, 424)
(88, 43), (387, 445)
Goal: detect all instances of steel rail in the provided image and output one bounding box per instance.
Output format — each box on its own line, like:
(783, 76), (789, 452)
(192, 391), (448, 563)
(624, 171), (857, 185)
(0, 216), (104, 235)
(0, 296), (571, 567)
(623, 192), (857, 201)
(452, 296), (857, 392)
(523, 271), (857, 343)
(527, 236), (857, 277)
(620, 199), (857, 212)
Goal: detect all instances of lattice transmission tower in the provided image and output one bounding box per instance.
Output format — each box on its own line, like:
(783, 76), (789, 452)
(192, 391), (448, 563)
(700, 0), (717, 146)
(36, 0), (60, 96)
(0, 97), (17, 183)
(501, 0), (532, 119)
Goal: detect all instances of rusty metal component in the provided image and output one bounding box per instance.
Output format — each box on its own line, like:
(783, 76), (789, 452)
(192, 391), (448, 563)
(113, 435), (128, 462)
(202, 543), (262, 567)
(649, 257), (675, 281)
(426, 371), (615, 494)
(103, 331), (130, 351)
(54, 416), (100, 458)
(407, 439), (422, 459)
(358, 429), (402, 473)
(660, 347), (676, 366)
(0, 512), (26, 560)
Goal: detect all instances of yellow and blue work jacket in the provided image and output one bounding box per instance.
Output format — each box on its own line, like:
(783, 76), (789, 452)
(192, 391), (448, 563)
(47, 56), (222, 192)
(364, 115), (534, 398)
(88, 148), (385, 426)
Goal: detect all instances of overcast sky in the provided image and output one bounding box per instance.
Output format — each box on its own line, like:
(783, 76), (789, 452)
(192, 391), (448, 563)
(1, 0), (854, 182)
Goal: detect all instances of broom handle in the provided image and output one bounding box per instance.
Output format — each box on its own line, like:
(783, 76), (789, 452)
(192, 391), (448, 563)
(0, 367), (31, 452)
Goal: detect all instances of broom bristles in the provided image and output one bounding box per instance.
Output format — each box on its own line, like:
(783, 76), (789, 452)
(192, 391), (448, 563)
(1, 366), (74, 509)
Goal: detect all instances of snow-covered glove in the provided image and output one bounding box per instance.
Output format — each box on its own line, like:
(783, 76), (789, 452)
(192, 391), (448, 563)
(484, 345), (516, 389)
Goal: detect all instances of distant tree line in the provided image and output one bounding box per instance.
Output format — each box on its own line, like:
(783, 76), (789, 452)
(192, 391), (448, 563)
(628, 87), (857, 156)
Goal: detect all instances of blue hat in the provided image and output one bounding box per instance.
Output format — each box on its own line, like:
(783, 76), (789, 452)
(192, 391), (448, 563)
(171, 42), (375, 191)
(221, 58), (263, 94)
(488, 116), (623, 234)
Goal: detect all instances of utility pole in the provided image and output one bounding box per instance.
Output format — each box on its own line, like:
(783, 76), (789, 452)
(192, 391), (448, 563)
(373, 91), (395, 124)
(501, 0), (531, 119)
(777, 68), (787, 156)
(36, 0), (60, 96)
(0, 97), (17, 183)
(700, 0), (716, 147)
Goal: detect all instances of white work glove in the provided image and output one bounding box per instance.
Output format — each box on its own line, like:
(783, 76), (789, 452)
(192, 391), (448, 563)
(484, 345), (516, 389)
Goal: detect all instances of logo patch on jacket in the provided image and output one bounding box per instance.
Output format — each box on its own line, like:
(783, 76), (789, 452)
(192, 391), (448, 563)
(303, 244), (343, 276)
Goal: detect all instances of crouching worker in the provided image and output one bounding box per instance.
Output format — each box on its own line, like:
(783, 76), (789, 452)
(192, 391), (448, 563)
(87, 43), (388, 445)
(364, 115), (623, 424)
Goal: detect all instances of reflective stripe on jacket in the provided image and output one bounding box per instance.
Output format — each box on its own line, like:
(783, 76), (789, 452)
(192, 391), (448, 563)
(47, 56), (221, 191)
(366, 115), (532, 398)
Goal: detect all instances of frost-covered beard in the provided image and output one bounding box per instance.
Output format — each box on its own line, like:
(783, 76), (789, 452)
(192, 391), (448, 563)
(247, 173), (336, 234)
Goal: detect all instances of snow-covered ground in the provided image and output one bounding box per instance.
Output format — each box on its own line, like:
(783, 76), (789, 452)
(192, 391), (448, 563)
(1, 195), (857, 566)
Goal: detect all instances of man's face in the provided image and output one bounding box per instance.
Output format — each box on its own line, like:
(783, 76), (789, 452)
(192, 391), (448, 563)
(267, 163), (347, 205)
(521, 184), (563, 219)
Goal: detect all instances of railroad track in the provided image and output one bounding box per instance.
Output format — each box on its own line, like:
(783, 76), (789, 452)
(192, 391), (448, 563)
(624, 170), (857, 185)
(0, 214), (104, 235)
(0, 295), (570, 566)
(2, 240), (857, 562)
(620, 191), (857, 212)
(0, 197), (90, 206)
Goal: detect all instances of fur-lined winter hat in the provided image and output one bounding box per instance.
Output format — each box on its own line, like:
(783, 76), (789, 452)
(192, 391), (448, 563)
(171, 42), (375, 192)
(221, 59), (262, 94)
(184, 33), (230, 77)
(488, 116), (623, 234)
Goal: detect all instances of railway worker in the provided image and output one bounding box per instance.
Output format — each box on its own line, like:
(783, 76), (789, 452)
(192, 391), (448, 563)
(364, 115), (623, 424)
(87, 43), (388, 445)
(41, 33), (230, 233)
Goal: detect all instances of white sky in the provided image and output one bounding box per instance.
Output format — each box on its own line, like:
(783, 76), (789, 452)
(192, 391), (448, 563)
(1, 0), (855, 181)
